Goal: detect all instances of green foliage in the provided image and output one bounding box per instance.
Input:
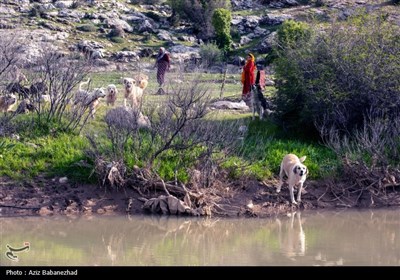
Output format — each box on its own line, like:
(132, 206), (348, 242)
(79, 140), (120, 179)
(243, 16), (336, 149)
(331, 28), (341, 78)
(212, 8), (232, 53)
(77, 24), (97, 32)
(199, 42), (223, 67)
(314, 0), (326, 7)
(167, 0), (230, 39)
(222, 121), (337, 180)
(110, 36), (125, 44)
(0, 134), (90, 181)
(276, 20), (311, 49)
(230, 26), (241, 41)
(273, 12), (400, 136)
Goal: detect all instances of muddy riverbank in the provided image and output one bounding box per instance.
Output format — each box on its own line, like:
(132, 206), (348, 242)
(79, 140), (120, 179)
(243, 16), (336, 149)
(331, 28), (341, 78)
(1, 175), (399, 217)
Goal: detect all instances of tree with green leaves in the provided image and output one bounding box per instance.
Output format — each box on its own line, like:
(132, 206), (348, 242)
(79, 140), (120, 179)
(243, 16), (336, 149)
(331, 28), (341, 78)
(212, 8), (232, 53)
(168, 0), (230, 40)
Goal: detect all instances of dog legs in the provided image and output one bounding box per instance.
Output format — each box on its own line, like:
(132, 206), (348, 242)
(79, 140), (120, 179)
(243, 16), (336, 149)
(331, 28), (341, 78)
(277, 163), (285, 193)
(296, 182), (303, 203)
(288, 184), (297, 204)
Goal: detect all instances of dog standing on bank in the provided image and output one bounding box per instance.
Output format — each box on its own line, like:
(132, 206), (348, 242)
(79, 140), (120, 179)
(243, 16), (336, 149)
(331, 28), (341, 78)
(277, 154), (308, 204)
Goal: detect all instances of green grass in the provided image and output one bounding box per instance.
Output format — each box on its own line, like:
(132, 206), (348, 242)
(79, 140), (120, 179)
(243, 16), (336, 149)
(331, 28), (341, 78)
(0, 70), (339, 184)
(0, 133), (91, 181)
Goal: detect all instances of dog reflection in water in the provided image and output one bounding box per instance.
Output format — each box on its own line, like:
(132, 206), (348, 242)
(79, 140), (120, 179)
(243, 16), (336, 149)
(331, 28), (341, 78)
(276, 211), (305, 258)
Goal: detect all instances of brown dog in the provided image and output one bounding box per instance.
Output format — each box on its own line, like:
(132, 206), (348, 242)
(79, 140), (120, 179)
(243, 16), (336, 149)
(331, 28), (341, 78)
(277, 154), (308, 204)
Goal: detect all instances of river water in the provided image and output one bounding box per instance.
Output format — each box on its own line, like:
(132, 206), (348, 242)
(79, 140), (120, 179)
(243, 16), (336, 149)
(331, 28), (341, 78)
(1, 209), (399, 266)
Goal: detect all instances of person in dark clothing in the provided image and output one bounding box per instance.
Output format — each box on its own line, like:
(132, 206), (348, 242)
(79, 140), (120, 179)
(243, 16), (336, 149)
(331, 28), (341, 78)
(154, 47), (170, 93)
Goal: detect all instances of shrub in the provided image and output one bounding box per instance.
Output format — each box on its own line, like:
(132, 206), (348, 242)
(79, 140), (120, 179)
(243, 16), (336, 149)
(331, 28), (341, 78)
(273, 12), (400, 137)
(108, 26), (125, 38)
(29, 4), (46, 18)
(314, 0), (326, 7)
(87, 78), (244, 188)
(212, 8), (232, 53)
(199, 43), (223, 67)
(71, 0), (81, 9)
(77, 24), (97, 32)
(110, 37), (124, 43)
(168, 0), (230, 40)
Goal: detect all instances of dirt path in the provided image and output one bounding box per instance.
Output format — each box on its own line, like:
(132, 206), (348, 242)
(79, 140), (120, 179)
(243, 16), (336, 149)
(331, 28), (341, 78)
(1, 175), (399, 217)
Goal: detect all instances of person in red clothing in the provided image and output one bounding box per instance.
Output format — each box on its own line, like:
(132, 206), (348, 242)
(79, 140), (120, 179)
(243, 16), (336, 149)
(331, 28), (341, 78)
(241, 53), (256, 101)
(155, 47), (170, 92)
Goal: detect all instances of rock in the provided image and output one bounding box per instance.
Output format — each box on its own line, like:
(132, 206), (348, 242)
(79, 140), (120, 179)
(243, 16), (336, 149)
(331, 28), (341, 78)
(59, 177), (68, 184)
(265, 79), (275, 86)
(58, 9), (84, 21)
(157, 30), (173, 41)
(39, 206), (53, 215)
(260, 14), (294, 26)
(0, 6), (17, 16)
(240, 35), (252, 45)
(112, 51), (139, 62)
(104, 18), (133, 33)
(242, 16), (262, 30)
(138, 20), (155, 33)
(211, 100), (250, 111)
(257, 32), (277, 54)
(54, 1), (74, 9)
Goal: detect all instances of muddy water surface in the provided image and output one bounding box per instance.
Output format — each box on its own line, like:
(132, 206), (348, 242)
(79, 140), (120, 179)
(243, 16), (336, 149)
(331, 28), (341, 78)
(1, 209), (399, 266)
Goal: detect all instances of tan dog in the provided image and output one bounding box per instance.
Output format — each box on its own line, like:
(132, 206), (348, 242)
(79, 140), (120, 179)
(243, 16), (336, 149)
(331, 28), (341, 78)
(106, 84), (118, 106)
(122, 75), (148, 108)
(277, 154), (308, 204)
(0, 94), (17, 112)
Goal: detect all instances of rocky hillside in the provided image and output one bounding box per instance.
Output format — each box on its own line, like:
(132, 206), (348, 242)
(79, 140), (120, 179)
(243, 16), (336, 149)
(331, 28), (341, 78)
(0, 0), (398, 71)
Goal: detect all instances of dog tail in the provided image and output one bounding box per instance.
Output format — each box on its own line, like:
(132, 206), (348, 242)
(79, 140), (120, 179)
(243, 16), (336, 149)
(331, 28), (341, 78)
(79, 78), (91, 91)
(299, 156), (307, 162)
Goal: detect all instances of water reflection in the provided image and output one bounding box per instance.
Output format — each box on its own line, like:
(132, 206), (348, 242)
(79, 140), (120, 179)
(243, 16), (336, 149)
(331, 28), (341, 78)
(1, 209), (400, 266)
(276, 212), (305, 258)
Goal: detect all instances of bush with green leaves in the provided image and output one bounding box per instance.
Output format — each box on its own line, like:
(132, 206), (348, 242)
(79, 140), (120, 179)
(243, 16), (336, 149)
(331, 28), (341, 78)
(168, 0), (230, 40)
(77, 24), (97, 32)
(273, 13), (400, 137)
(199, 43), (223, 67)
(110, 37), (124, 44)
(212, 8), (232, 53)
(87, 79), (245, 188)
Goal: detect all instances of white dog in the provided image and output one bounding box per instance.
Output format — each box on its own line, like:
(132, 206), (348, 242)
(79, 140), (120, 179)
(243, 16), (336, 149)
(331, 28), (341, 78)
(122, 76), (148, 108)
(106, 84), (118, 106)
(74, 78), (106, 118)
(277, 154), (308, 204)
(0, 94), (17, 112)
